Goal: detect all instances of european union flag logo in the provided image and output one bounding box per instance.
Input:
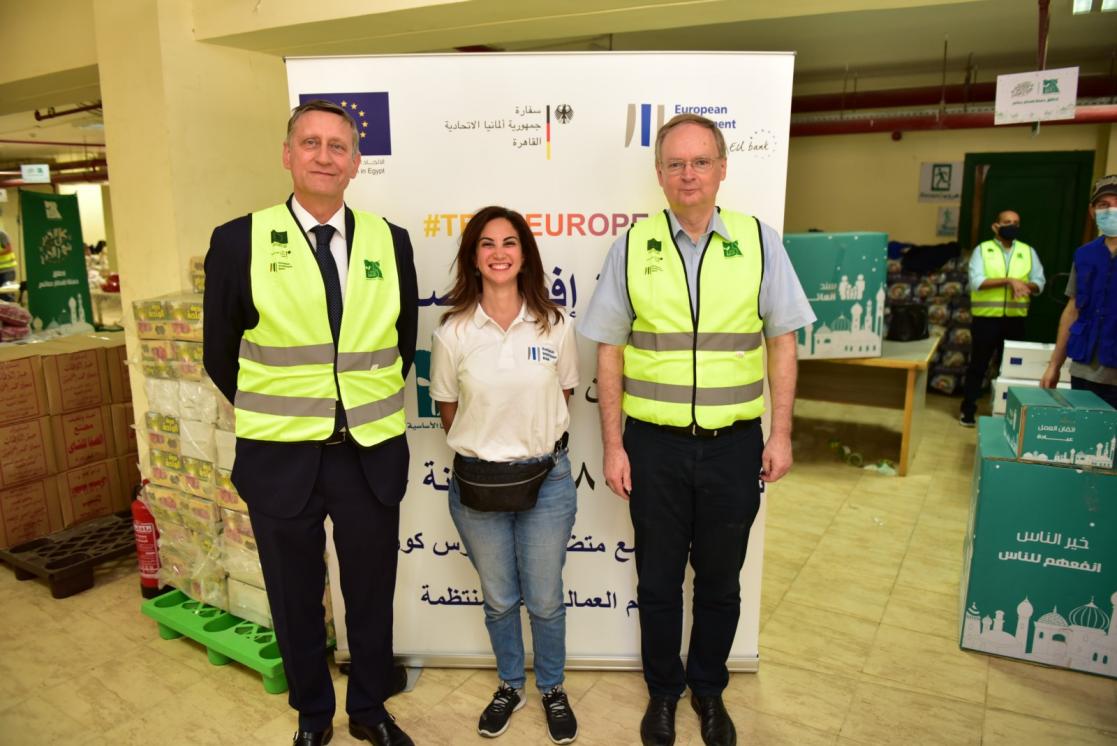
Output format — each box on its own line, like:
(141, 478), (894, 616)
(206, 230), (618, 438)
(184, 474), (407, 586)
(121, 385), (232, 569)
(299, 92), (392, 156)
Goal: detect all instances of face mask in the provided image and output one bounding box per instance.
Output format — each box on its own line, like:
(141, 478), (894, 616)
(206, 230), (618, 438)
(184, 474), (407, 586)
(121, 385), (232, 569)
(997, 224), (1020, 242)
(1096, 208), (1117, 237)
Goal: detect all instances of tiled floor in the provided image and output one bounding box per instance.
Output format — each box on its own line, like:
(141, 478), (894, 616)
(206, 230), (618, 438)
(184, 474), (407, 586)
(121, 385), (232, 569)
(2, 394), (1116, 744)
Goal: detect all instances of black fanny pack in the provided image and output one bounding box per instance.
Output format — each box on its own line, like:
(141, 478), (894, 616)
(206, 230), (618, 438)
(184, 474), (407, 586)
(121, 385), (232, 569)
(452, 434), (568, 512)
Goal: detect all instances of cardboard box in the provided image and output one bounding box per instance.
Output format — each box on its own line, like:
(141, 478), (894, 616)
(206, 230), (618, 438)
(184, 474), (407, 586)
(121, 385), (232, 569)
(1005, 388), (1117, 470)
(147, 449), (183, 490)
(1001, 340), (1071, 382)
(214, 468), (247, 512)
(961, 417), (1117, 678)
(215, 429), (236, 471)
(179, 456), (215, 498)
(0, 417), (56, 489)
(0, 346), (50, 425)
(784, 232), (887, 360)
(72, 332), (131, 403)
(228, 577), (272, 629)
(111, 403), (137, 455)
(41, 343), (111, 414)
(145, 484), (186, 527)
(57, 460), (120, 528)
(115, 455), (140, 512)
(50, 406), (114, 471)
(992, 377), (1070, 416)
(0, 478), (63, 550)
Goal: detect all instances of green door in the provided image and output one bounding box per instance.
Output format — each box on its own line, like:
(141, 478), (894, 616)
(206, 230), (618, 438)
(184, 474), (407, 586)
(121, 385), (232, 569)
(958, 151), (1095, 343)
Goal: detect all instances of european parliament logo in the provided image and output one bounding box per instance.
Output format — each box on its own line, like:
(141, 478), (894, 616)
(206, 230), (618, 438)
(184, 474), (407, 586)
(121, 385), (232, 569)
(299, 92), (392, 156)
(625, 103), (665, 148)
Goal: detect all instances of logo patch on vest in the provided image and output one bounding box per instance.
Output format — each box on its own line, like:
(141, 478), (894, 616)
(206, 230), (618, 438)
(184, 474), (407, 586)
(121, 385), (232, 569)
(645, 239), (664, 275)
(722, 240), (742, 258)
(364, 259), (383, 279)
(271, 230), (288, 246)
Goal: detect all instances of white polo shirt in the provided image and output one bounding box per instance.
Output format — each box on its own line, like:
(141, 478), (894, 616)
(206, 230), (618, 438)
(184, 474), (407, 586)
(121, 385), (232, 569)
(430, 302), (579, 462)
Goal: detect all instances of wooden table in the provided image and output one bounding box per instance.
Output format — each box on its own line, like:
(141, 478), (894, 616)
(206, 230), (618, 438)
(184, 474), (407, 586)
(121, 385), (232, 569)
(797, 334), (943, 476)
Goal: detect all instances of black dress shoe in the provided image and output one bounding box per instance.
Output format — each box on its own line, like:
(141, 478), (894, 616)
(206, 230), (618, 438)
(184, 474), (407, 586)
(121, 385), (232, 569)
(349, 715), (414, 746)
(690, 693), (736, 746)
(640, 696), (678, 746)
(292, 724), (332, 745)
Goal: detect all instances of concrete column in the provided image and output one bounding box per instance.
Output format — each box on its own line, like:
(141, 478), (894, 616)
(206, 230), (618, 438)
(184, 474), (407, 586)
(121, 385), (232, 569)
(92, 0), (290, 401)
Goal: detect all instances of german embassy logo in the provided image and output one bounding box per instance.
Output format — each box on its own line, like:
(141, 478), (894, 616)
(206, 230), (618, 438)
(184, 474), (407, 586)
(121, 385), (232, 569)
(299, 92), (392, 156)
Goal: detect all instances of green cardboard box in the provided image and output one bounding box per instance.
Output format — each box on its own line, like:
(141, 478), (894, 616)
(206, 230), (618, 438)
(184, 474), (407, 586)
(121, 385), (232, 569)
(1004, 388), (1117, 470)
(960, 417), (1117, 677)
(783, 232), (887, 360)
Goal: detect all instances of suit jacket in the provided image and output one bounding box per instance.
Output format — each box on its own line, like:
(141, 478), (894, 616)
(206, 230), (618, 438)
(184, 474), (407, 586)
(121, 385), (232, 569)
(202, 196), (418, 518)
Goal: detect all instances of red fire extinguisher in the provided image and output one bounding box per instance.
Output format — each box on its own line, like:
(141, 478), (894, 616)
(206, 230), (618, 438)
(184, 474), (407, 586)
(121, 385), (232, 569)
(131, 483), (162, 599)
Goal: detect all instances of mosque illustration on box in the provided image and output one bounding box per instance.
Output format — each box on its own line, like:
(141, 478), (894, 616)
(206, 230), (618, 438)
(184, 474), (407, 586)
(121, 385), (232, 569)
(962, 590), (1117, 675)
(797, 276), (886, 357)
(1005, 408), (1117, 468)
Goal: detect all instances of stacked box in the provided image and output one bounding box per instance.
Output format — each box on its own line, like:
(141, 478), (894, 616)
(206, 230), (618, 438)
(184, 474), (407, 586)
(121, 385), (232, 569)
(961, 417), (1117, 678)
(992, 378), (1070, 416)
(989, 341), (1073, 415)
(1000, 340), (1071, 382)
(784, 232), (887, 360)
(0, 334), (133, 547)
(188, 256), (205, 294)
(1004, 388), (1117, 469)
(144, 483), (226, 609)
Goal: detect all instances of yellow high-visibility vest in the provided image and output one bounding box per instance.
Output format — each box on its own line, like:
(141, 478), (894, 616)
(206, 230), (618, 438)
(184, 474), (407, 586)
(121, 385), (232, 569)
(971, 240), (1033, 318)
(623, 209), (765, 429)
(235, 203), (405, 446)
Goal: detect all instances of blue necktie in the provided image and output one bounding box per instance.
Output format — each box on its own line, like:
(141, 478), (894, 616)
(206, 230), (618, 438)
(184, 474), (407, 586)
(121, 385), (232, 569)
(310, 224), (346, 432)
(310, 224), (343, 344)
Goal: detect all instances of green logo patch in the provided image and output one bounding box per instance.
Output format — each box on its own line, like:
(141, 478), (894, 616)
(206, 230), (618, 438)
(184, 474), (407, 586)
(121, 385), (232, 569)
(647, 238), (662, 253)
(1042, 78), (1059, 94)
(722, 240), (742, 258)
(270, 230), (288, 245)
(364, 259), (383, 280)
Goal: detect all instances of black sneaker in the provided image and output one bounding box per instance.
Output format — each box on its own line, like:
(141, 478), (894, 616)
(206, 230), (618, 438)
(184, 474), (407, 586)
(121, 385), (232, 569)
(478, 683), (524, 738)
(959, 413), (976, 427)
(541, 685), (578, 744)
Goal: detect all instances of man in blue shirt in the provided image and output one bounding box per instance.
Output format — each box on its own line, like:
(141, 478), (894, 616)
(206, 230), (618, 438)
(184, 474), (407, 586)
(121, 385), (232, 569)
(1041, 174), (1117, 408)
(580, 113), (814, 746)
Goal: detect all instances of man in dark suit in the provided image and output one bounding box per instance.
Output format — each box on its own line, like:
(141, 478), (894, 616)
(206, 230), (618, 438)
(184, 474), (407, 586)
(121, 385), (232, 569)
(203, 99), (417, 746)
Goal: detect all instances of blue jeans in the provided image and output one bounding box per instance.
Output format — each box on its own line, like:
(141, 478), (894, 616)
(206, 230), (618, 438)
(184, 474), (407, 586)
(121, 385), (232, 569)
(449, 451), (577, 691)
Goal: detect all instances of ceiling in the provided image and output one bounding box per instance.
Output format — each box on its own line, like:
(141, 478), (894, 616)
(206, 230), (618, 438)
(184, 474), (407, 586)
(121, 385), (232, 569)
(0, 0), (1114, 170)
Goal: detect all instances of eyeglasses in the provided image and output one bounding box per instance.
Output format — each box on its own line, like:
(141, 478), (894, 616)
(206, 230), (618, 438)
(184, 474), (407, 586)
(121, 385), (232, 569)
(661, 157), (720, 175)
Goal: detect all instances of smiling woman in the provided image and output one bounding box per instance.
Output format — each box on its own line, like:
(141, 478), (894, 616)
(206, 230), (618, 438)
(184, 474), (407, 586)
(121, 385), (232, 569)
(428, 206), (581, 743)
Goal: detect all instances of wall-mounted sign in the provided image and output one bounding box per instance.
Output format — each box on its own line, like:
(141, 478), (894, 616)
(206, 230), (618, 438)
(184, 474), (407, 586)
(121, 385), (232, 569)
(919, 161), (962, 202)
(20, 164), (51, 184)
(995, 67), (1079, 125)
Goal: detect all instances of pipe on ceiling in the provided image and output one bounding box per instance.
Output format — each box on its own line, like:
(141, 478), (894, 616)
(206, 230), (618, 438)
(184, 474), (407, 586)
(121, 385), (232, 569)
(0, 138), (107, 148)
(33, 101), (103, 122)
(789, 104), (1117, 137)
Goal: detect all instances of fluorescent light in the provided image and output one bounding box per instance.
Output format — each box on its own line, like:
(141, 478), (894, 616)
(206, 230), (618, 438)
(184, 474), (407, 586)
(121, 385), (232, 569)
(1101, 0), (1116, 11)
(1073, 0), (1093, 12)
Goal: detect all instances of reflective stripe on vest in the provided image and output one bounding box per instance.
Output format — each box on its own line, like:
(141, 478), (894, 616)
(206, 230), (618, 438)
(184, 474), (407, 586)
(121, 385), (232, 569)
(623, 209), (765, 429)
(235, 203), (405, 446)
(971, 240), (1033, 317)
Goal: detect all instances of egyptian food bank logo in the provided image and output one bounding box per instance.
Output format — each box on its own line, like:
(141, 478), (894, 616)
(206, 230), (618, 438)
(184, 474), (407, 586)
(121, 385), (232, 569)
(299, 92), (392, 156)
(722, 240), (742, 258)
(364, 259), (383, 280)
(625, 104), (665, 147)
(645, 237), (663, 274)
(268, 229), (292, 272)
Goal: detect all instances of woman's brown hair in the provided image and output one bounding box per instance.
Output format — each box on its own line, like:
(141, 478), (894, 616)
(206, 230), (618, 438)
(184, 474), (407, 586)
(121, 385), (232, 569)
(440, 206), (563, 332)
